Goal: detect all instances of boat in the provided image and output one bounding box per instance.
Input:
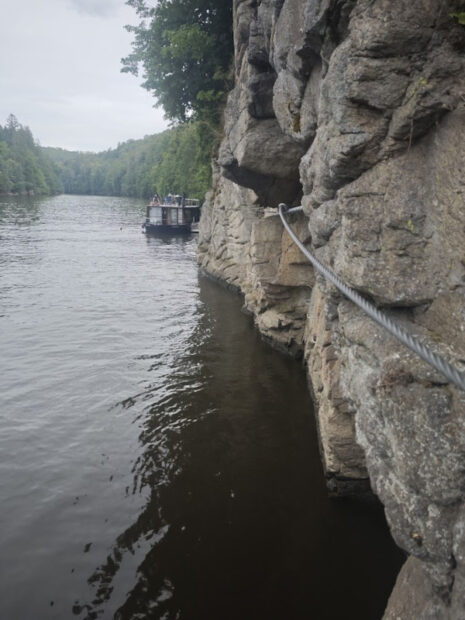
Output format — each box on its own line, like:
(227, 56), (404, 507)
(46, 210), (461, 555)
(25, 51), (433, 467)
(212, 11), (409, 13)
(142, 194), (201, 235)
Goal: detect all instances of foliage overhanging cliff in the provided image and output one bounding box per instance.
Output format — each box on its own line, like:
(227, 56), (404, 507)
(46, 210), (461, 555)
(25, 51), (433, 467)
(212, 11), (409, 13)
(122, 0), (233, 124)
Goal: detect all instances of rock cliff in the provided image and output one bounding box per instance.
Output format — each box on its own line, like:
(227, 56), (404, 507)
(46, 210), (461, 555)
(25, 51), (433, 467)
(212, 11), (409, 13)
(198, 0), (465, 615)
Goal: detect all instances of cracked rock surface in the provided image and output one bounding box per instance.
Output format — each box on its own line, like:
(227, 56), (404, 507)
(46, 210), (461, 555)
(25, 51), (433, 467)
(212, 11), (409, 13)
(198, 0), (465, 615)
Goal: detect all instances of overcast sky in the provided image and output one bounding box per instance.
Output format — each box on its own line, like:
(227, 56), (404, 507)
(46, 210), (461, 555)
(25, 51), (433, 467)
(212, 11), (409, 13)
(0, 0), (169, 152)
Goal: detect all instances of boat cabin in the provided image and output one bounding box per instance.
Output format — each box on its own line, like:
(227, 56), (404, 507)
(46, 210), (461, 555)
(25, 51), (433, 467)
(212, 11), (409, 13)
(143, 196), (201, 234)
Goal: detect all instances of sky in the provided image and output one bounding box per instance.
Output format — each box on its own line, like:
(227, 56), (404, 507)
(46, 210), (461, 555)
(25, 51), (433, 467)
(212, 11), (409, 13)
(0, 0), (169, 152)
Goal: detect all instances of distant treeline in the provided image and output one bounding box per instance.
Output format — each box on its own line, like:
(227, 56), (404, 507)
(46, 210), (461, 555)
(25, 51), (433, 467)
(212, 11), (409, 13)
(0, 1), (233, 201)
(44, 121), (216, 201)
(0, 115), (62, 195)
(1, 114), (217, 201)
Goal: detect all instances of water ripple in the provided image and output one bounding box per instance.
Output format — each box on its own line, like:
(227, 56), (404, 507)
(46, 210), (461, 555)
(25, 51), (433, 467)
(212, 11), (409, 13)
(0, 195), (403, 620)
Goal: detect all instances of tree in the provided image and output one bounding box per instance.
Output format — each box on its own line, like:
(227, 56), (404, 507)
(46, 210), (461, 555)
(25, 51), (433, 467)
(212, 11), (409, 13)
(5, 113), (20, 132)
(122, 0), (233, 124)
(0, 115), (62, 195)
(6, 159), (25, 193)
(0, 142), (12, 192)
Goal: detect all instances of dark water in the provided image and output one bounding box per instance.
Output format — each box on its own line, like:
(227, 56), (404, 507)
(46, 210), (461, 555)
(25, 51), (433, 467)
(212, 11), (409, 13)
(0, 194), (403, 620)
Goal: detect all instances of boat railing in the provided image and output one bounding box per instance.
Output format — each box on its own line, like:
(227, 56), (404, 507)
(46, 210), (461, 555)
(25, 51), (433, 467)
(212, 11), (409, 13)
(149, 198), (200, 208)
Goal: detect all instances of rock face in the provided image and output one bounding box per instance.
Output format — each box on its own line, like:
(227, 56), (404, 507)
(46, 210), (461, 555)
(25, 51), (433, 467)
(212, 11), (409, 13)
(198, 0), (465, 615)
(199, 164), (314, 358)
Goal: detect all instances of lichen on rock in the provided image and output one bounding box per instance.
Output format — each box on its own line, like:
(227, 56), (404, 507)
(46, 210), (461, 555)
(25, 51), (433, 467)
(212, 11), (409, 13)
(198, 0), (465, 615)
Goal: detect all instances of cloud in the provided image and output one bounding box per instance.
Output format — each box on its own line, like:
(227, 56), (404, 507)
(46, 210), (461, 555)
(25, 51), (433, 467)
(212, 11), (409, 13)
(68, 0), (122, 17)
(0, 0), (167, 151)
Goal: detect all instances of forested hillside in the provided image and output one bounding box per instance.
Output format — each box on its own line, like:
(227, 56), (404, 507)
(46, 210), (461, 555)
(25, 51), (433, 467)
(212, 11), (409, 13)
(44, 0), (235, 202)
(0, 115), (62, 195)
(0, 1), (234, 202)
(44, 121), (215, 200)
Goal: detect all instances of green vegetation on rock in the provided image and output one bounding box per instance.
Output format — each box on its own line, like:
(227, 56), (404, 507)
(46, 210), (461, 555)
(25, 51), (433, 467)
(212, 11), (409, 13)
(450, 11), (465, 25)
(0, 115), (62, 195)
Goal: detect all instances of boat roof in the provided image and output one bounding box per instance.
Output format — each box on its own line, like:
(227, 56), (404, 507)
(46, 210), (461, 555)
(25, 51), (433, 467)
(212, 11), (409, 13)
(149, 201), (200, 208)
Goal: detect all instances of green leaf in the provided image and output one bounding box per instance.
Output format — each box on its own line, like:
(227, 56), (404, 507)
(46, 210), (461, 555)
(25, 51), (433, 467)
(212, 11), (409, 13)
(450, 12), (465, 25)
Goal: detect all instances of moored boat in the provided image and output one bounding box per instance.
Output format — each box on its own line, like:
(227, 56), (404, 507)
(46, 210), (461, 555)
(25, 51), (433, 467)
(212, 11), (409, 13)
(142, 194), (201, 235)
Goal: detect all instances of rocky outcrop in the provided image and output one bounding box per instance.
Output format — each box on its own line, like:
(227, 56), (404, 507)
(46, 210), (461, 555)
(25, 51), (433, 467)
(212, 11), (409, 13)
(198, 0), (465, 615)
(198, 165), (314, 357)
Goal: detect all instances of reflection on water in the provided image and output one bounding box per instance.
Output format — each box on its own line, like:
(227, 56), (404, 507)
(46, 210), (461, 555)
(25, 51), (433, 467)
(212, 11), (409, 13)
(75, 278), (403, 620)
(0, 196), (403, 620)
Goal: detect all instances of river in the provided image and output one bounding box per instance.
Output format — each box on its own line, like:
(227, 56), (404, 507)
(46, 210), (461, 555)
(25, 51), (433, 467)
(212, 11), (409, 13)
(0, 194), (403, 619)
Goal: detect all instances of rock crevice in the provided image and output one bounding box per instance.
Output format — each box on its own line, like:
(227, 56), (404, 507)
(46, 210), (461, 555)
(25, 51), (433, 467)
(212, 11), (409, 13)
(198, 0), (465, 615)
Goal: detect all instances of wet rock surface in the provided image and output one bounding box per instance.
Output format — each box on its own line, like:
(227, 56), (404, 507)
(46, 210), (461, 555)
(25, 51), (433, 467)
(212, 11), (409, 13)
(199, 0), (465, 615)
(199, 167), (314, 357)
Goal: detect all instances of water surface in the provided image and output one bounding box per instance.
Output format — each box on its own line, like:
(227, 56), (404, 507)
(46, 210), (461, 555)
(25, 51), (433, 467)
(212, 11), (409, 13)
(0, 195), (403, 619)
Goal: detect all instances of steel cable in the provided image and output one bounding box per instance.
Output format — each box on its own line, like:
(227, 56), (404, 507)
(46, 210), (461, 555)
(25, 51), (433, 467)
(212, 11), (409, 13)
(278, 204), (465, 392)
